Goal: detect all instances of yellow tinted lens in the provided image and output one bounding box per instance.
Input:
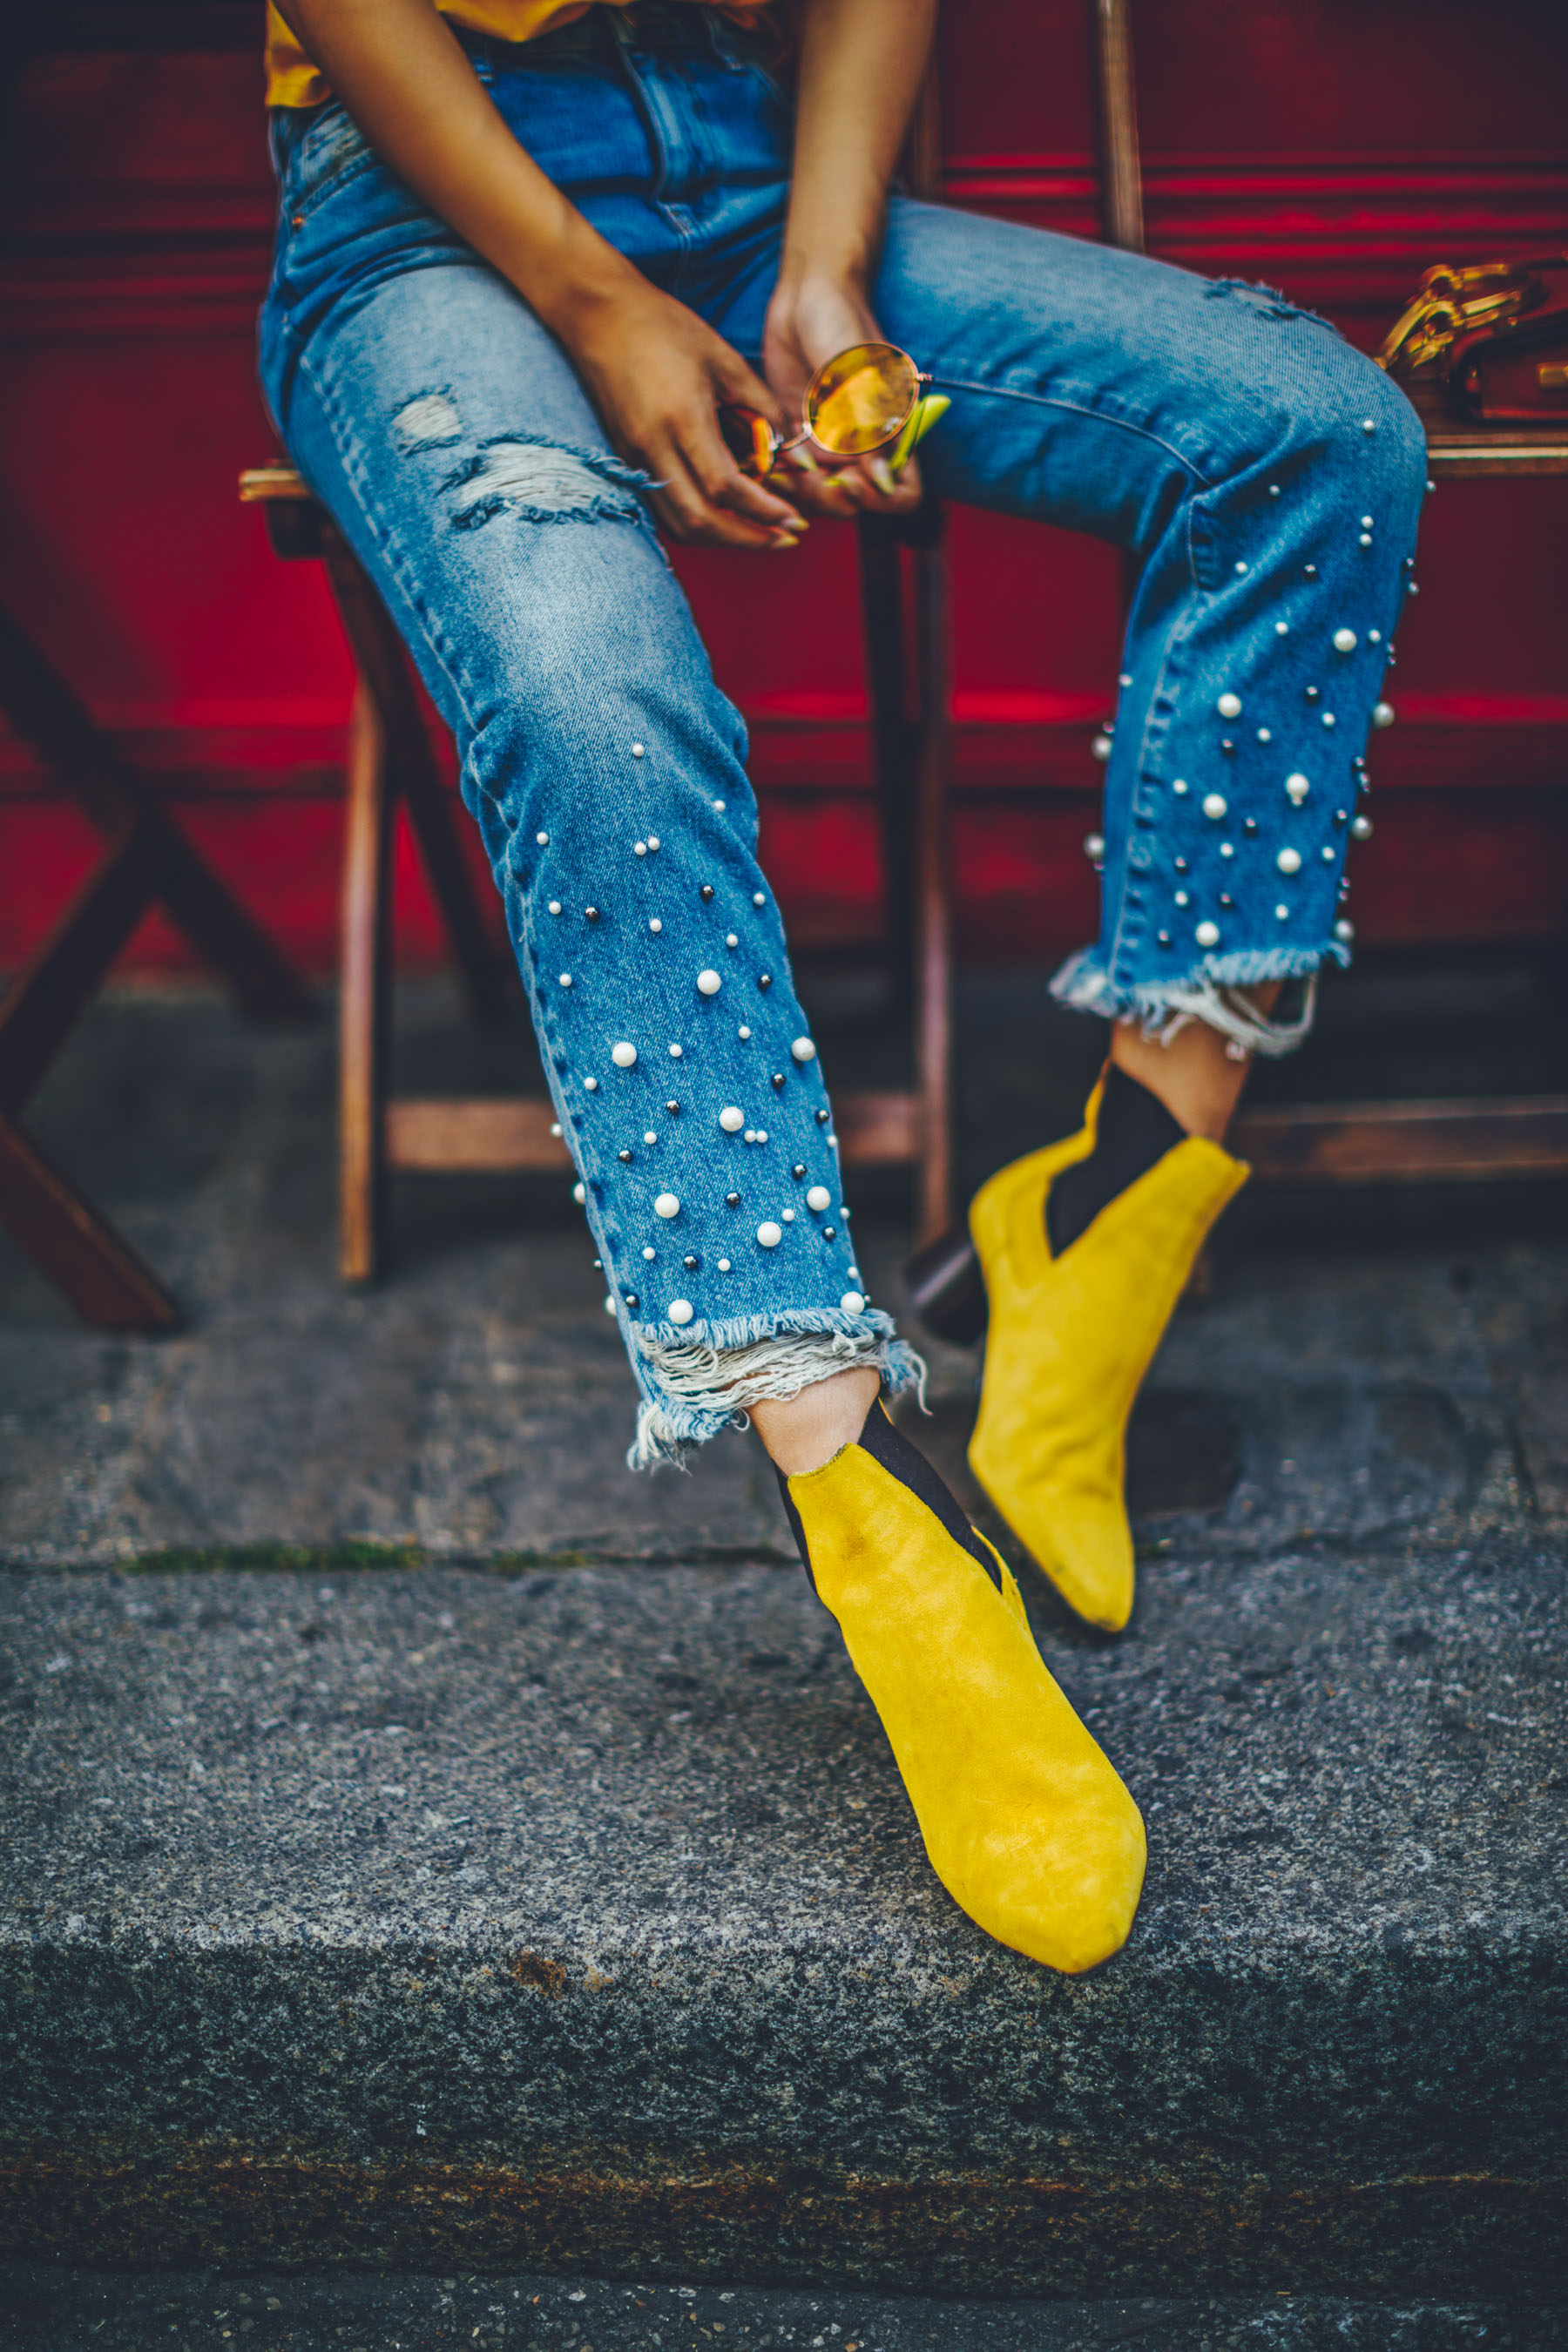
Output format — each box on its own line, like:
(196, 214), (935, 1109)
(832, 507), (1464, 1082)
(805, 343), (921, 456)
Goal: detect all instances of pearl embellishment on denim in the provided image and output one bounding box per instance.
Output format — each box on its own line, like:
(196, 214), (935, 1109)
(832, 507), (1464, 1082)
(1321, 712), (1336, 727)
(537, 831), (550, 845)
(612, 1042), (637, 1068)
(1333, 628), (1357, 652)
(1359, 533), (1373, 547)
(1268, 483), (1281, 497)
(1336, 917), (1355, 940)
(1092, 733), (1112, 761)
(644, 1130), (657, 1146)
(558, 973), (572, 987)
(791, 1037), (817, 1063)
(1362, 418), (1377, 432)
(1220, 841), (1235, 859)
(1234, 561), (1248, 575)
(1373, 701), (1396, 727)
(1276, 848), (1301, 874)
(752, 891), (766, 907)
(1275, 621), (1289, 635)
(1202, 793), (1227, 820)
(1322, 846), (1336, 862)
(1173, 779), (1189, 796)
(696, 970), (721, 995)
(841, 1290), (866, 1315)
(1257, 727), (1272, 743)
(548, 901), (562, 916)
(669, 1043), (682, 1058)
(649, 919), (662, 934)
(666, 1299), (693, 1323)
(654, 1193), (679, 1219)
(712, 798), (726, 812)
(1084, 833), (1105, 862)
(726, 933), (738, 948)
(1195, 921), (1220, 947)
(718, 1257), (732, 1272)
(1174, 891), (1189, 908)
(643, 1245), (656, 1260)
(1286, 774), (1310, 805)
(738, 1024), (751, 1040)
(583, 1076), (598, 1092)
(632, 742), (645, 757)
(757, 1222), (782, 1248)
(572, 1182), (585, 1204)
(719, 1107), (744, 1132)
(806, 1185), (831, 1212)
(634, 841), (647, 856)
(1217, 693), (1242, 718)
(1351, 814), (1373, 840)
(781, 1209), (794, 1223)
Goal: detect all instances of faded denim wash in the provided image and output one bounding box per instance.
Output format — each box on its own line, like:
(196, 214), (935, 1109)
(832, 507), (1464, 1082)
(258, 3), (1426, 1458)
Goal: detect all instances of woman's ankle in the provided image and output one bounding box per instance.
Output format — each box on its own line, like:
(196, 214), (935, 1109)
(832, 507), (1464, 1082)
(751, 1365), (882, 1477)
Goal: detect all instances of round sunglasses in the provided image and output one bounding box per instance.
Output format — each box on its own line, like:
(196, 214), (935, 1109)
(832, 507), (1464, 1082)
(720, 340), (943, 481)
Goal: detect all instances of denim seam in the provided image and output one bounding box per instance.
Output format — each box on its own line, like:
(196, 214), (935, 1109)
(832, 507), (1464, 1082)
(927, 374), (1216, 491)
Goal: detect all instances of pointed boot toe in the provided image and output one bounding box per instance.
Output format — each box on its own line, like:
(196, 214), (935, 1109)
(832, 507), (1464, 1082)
(785, 1403), (1146, 1974)
(968, 1105), (1247, 1632)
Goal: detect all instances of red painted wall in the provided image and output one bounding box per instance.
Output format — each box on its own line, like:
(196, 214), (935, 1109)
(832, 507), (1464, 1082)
(3, 0), (1566, 977)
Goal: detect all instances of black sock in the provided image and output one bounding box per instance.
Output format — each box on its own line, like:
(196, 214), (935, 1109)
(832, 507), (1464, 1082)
(1045, 1064), (1189, 1256)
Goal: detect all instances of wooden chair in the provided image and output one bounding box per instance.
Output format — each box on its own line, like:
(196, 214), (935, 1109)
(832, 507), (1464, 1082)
(1090, 0), (1568, 1187)
(0, 604), (311, 1329)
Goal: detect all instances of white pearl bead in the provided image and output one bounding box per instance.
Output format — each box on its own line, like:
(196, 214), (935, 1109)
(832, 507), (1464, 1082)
(840, 1290), (865, 1315)
(1335, 917), (1355, 941)
(1372, 701), (1396, 728)
(1275, 903), (1289, 920)
(666, 1299), (693, 1325)
(1361, 516), (1374, 530)
(1322, 846), (1336, 862)
(791, 1037), (817, 1063)
(551, 1121), (562, 1137)
(1257, 727), (1272, 743)
(548, 901), (562, 916)
(1286, 774), (1310, 804)
(583, 1076), (598, 1092)
(634, 841), (647, 856)
(1092, 733), (1113, 761)
(647, 835), (660, 851)
(649, 919), (662, 934)
(718, 1258), (732, 1273)
(1195, 920), (1220, 947)
(1173, 779), (1190, 796)
(1202, 793), (1227, 821)
(1220, 841), (1235, 859)
(1083, 833), (1105, 862)
(612, 1042), (638, 1068)
(726, 933), (739, 948)
(1275, 620), (1289, 635)
(558, 973), (572, 987)
(644, 1130), (657, 1146)
(1119, 672), (1133, 686)
(753, 892), (766, 907)
(757, 1222), (782, 1248)
(1276, 848), (1302, 874)
(719, 1106), (745, 1132)
(668, 1043), (682, 1058)
(654, 1193), (680, 1219)
(604, 1296), (616, 1315)
(806, 1185), (831, 1212)
(1321, 712), (1336, 727)
(755, 1129), (767, 1143)
(1362, 418), (1377, 433)
(1234, 561), (1248, 575)
(1217, 692), (1242, 719)
(1351, 814), (1373, 840)
(713, 798), (727, 812)
(643, 1246), (656, 1260)
(632, 742), (645, 757)
(537, 831), (550, 846)
(743, 1130), (757, 1145)
(1333, 628), (1356, 652)
(697, 970), (721, 996)
(1174, 891), (1189, 908)
(573, 1182), (585, 1204)
(1268, 483), (1281, 497)
(738, 1024), (752, 1041)
(1369, 629), (1382, 643)
(781, 1209), (794, 1223)
(1359, 532), (1373, 548)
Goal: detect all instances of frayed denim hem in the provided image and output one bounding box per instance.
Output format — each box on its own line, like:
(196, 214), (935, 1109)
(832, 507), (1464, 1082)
(628, 1308), (926, 1470)
(1051, 943), (1347, 1059)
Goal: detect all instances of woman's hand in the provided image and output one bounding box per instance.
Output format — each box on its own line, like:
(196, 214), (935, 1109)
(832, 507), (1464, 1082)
(763, 271), (923, 517)
(562, 275), (809, 550)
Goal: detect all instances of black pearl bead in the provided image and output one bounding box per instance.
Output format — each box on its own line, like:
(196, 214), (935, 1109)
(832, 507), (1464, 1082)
(771, 1072), (786, 1091)
(1219, 893), (1234, 909)
(665, 1100), (680, 1116)
(683, 1254), (699, 1271)
(758, 973), (773, 990)
(1244, 818), (1259, 835)
(1303, 564), (1318, 579)
(591, 1257), (602, 1270)
(1174, 857), (1189, 875)
(791, 1164), (806, 1179)
(1334, 808), (1348, 826)
(1305, 686), (1321, 702)
(1157, 930), (1173, 947)
(624, 1293), (639, 1310)
(1220, 739), (1236, 756)
(824, 1226), (836, 1240)
(700, 883), (714, 901)
(815, 1108), (829, 1124)
(584, 906), (599, 921)
(726, 1192), (740, 1207)
(618, 1149), (633, 1165)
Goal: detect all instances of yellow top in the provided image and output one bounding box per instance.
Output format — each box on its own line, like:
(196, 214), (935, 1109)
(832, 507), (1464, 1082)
(266, 2), (769, 110)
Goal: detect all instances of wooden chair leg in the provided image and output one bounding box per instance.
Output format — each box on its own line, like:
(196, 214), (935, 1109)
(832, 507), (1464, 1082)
(321, 534), (511, 1028)
(0, 602), (312, 1025)
(338, 683), (395, 1286)
(912, 526), (956, 1245)
(0, 821), (161, 1116)
(858, 514), (915, 1013)
(0, 1112), (179, 1330)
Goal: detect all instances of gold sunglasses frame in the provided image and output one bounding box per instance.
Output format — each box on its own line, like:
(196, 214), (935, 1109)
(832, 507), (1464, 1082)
(722, 341), (931, 481)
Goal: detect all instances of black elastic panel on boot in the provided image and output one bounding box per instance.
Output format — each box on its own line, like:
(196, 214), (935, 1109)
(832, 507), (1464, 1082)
(1045, 1063), (1189, 1256)
(776, 1402), (1002, 1594)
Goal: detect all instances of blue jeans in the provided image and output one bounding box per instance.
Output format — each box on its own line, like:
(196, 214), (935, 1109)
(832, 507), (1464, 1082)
(258, 4), (1425, 1462)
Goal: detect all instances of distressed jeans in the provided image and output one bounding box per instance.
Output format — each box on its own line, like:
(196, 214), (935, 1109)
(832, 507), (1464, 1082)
(258, 3), (1426, 1463)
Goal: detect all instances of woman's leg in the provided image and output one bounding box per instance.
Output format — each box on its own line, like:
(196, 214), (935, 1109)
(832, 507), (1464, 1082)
(833, 200), (1429, 1625)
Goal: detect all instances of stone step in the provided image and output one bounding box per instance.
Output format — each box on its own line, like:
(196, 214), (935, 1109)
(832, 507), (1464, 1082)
(5, 2263), (1565, 2351)
(3, 1538), (1565, 2297)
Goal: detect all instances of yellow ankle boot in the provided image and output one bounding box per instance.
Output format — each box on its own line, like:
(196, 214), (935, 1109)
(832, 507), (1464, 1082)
(783, 1402), (1146, 1974)
(967, 1078), (1248, 1634)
